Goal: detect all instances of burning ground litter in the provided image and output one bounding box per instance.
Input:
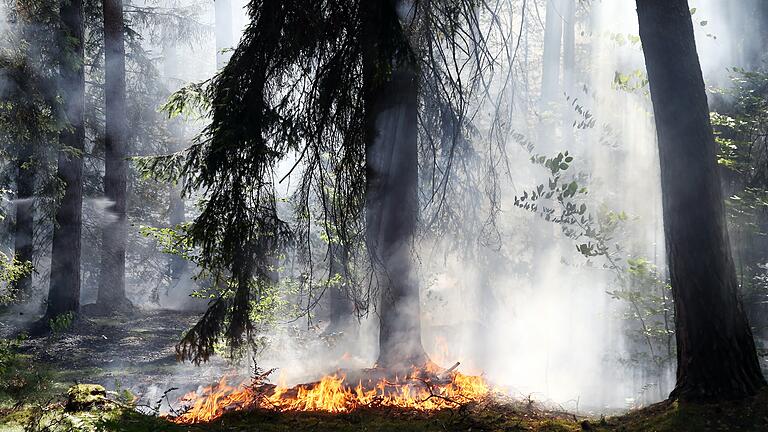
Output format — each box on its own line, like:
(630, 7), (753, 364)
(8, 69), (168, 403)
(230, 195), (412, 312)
(169, 365), (491, 424)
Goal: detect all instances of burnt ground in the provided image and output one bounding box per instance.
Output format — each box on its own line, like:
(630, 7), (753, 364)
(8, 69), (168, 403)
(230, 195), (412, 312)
(3, 309), (247, 408)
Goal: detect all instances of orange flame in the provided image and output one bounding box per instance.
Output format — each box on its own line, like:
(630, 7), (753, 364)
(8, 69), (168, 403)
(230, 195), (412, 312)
(171, 369), (490, 424)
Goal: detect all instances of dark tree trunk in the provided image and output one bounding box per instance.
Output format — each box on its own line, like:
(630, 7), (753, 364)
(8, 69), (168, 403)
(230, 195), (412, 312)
(328, 242), (353, 330)
(169, 185), (187, 284)
(46, 0), (85, 319)
(97, 0), (132, 311)
(13, 141), (35, 298)
(358, 0), (428, 371)
(366, 68), (427, 370)
(636, 0), (766, 401)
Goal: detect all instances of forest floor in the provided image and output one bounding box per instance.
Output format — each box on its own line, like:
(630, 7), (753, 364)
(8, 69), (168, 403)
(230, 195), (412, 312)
(4, 391), (768, 432)
(1, 310), (768, 431)
(0, 309), (241, 401)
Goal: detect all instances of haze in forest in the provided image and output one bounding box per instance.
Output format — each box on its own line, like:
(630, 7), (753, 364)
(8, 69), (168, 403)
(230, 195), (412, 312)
(1, 0), (767, 425)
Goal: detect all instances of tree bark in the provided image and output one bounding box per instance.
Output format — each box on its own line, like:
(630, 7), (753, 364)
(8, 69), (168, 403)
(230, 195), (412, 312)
(46, 0), (85, 319)
(359, 0), (428, 372)
(636, 0), (766, 401)
(97, 0), (132, 311)
(13, 141), (34, 298)
(366, 67), (428, 370)
(328, 242), (353, 330)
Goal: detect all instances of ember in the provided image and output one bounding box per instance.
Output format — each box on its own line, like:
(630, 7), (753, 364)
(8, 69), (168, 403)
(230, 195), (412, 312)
(171, 367), (491, 424)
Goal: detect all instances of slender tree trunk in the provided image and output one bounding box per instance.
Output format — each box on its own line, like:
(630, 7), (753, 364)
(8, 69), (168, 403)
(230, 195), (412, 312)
(13, 141), (35, 298)
(561, 0), (575, 148)
(97, 0), (132, 311)
(541, 0), (563, 107)
(214, 0), (234, 68)
(636, 0), (766, 401)
(731, 0), (768, 70)
(169, 185), (187, 283)
(328, 242), (353, 330)
(161, 42), (189, 292)
(46, 0), (85, 319)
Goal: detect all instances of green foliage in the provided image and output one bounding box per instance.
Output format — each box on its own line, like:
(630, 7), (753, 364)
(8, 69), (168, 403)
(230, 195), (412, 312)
(612, 70), (649, 94)
(514, 145), (674, 385)
(609, 258), (675, 368)
(140, 224), (196, 263)
(711, 69), (768, 177)
(160, 80), (211, 121)
(0, 334), (48, 403)
(711, 68), (768, 304)
(608, 32), (641, 47)
(111, 380), (137, 406)
(514, 151), (594, 240)
(132, 152), (188, 185)
(0, 253), (33, 305)
(49, 312), (75, 336)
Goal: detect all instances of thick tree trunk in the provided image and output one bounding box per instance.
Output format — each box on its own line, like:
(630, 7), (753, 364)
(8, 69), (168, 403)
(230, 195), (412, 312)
(13, 141), (34, 298)
(367, 67), (428, 370)
(97, 0), (132, 311)
(359, 0), (428, 371)
(636, 0), (766, 401)
(46, 0), (85, 319)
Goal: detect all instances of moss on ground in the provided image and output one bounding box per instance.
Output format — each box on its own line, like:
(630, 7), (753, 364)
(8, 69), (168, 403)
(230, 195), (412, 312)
(84, 404), (587, 432)
(595, 389), (768, 432)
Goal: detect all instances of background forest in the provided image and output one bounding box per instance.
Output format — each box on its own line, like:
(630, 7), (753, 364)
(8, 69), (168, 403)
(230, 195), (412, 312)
(1, 0), (768, 431)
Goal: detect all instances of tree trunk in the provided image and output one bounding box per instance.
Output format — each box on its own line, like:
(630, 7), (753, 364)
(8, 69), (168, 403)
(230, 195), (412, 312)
(541, 0), (563, 107)
(358, 0), (428, 372)
(366, 67), (428, 370)
(12, 141), (34, 299)
(636, 0), (766, 401)
(97, 0), (132, 311)
(46, 0), (85, 319)
(161, 41), (190, 293)
(214, 0), (234, 68)
(561, 0), (575, 148)
(169, 185), (187, 284)
(328, 242), (353, 330)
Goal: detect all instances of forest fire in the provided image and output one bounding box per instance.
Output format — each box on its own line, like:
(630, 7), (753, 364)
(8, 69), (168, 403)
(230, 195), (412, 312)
(171, 366), (491, 424)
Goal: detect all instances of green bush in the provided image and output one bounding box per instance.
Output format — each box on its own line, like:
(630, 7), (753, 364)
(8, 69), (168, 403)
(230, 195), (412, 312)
(0, 334), (48, 403)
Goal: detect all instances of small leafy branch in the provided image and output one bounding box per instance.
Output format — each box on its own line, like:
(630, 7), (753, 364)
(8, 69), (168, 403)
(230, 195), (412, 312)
(514, 149), (675, 375)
